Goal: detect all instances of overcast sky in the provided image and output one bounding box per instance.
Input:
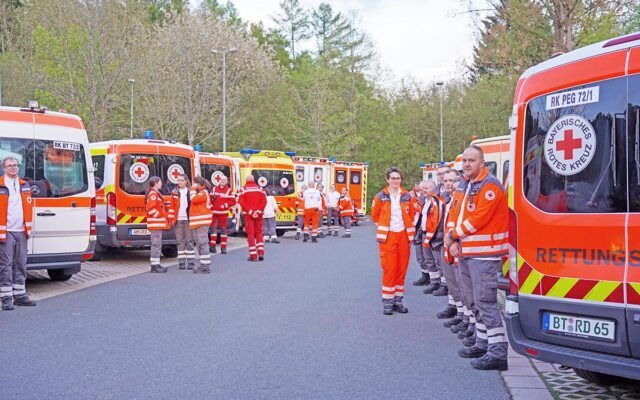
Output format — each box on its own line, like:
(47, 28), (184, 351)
(227, 0), (477, 83)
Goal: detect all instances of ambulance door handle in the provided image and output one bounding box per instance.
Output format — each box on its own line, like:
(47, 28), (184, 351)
(37, 212), (56, 217)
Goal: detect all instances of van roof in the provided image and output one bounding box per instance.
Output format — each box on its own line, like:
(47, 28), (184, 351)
(0, 106), (84, 129)
(91, 139), (194, 151)
(521, 32), (640, 79)
(196, 152), (235, 162)
(471, 135), (510, 145)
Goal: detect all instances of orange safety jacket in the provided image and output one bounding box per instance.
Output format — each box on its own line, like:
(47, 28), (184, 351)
(146, 188), (169, 231)
(210, 185), (236, 216)
(338, 195), (354, 217)
(295, 191), (305, 216)
(0, 176), (33, 240)
(189, 187), (213, 229)
(422, 194), (444, 247)
(446, 167), (508, 257)
(371, 186), (416, 243)
(168, 187), (190, 225)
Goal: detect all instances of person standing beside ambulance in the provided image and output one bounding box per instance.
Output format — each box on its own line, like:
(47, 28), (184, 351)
(444, 145), (509, 371)
(146, 176), (169, 273)
(209, 175), (235, 255)
(168, 174), (195, 270)
(189, 177), (213, 274)
(326, 185), (341, 236)
(302, 182), (322, 243)
(294, 184), (307, 240)
(238, 175), (267, 261)
(0, 156), (35, 310)
(371, 167), (415, 315)
(263, 188), (280, 243)
(337, 187), (354, 238)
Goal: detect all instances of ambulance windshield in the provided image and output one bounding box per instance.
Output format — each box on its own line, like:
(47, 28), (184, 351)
(119, 153), (192, 196)
(522, 78), (627, 213)
(201, 163), (231, 189)
(251, 169), (295, 196)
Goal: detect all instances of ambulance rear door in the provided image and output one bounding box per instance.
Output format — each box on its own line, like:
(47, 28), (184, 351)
(348, 166), (364, 213)
(334, 165), (348, 194)
(32, 119), (92, 255)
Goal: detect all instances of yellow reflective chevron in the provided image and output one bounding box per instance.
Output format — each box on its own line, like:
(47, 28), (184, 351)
(546, 277), (579, 298)
(583, 281), (621, 302)
(520, 269), (542, 294)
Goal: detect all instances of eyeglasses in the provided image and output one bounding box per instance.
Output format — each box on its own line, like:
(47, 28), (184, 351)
(388, 176), (401, 180)
(4, 164), (19, 168)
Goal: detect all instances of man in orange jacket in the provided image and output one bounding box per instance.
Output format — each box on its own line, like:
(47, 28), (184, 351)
(371, 167), (415, 315)
(445, 145), (508, 371)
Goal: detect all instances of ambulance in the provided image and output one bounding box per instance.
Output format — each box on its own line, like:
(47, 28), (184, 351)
(333, 160), (368, 215)
(292, 156), (333, 189)
(223, 149), (297, 233)
(91, 137), (196, 258)
(470, 135), (510, 185)
(196, 151), (240, 232)
(419, 163), (440, 183)
(0, 103), (95, 281)
(505, 32), (640, 383)
(452, 154), (463, 174)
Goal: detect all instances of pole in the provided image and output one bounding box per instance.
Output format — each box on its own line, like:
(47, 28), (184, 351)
(0, 69), (3, 107)
(129, 78), (135, 139)
(222, 51), (227, 153)
(436, 81), (444, 163)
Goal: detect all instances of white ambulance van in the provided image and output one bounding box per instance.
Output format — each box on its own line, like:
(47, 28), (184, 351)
(0, 103), (96, 281)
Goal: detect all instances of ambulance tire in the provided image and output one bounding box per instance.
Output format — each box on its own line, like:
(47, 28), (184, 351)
(47, 269), (73, 281)
(573, 368), (621, 385)
(276, 229), (286, 237)
(161, 245), (178, 258)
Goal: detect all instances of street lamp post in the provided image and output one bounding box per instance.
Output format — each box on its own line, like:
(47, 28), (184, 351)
(212, 48), (237, 152)
(128, 78), (135, 139)
(436, 81), (444, 163)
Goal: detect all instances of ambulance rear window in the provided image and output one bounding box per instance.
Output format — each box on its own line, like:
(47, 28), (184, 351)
(486, 162), (497, 177)
(92, 155), (105, 188)
(201, 163), (231, 188)
(119, 153), (192, 196)
(251, 169), (295, 196)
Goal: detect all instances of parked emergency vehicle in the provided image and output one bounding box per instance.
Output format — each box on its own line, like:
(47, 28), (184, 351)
(91, 138), (196, 258)
(196, 151), (240, 232)
(0, 103), (95, 281)
(223, 149), (297, 233)
(292, 156), (333, 189)
(471, 135), (510, 185)
(333, 161), (368, 215)
(505, 32), (640, 383)
(419, 163), (439, 183)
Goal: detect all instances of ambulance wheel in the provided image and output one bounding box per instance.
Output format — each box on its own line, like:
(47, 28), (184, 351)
(162, 245), (178, 258)
(573, 368), (621, 385)
(276, 229), (286, 237)
(47, 269), (73, 281)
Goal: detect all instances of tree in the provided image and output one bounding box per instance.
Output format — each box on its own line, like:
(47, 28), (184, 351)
(272, 0), (311, 61)
(310, 3), (350, 63)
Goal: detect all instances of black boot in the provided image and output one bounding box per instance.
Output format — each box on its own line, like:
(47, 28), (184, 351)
(458, 346), (487, 359)
(437, 305), (457, 319)
(462, 335), (476, 347)
(382, 299), (394, 315)
(178, 263), (186, 270)
(2, 297), (14, 311)
(303, 234), (309, 242)
(295, 232), (301, 240)
(318, 232), (326, 238)
(210, 246), (217, 254)
(393, 297), (408, 313)
(423, 282), (440, 294)
(187, 262), (194, 270)
(443, 315), (463, 328)
(471, 354), (508, 371)
(258, 255), (264, 261)
(221, 248), (227, 254)
(311, 237), (318, 243)
(433, 285), (449, 296)
(333, 231), (338, 236)
(451, 321), (469, 334)
(413, 273), (430, 286)
(458, 328), (475, 339)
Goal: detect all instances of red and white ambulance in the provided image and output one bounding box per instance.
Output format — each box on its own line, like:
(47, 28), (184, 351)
(333, 161), (368, 215)
(196, 151), (240, 232)
(505, 32), (640, 383)
(91, 137), (196, 258)
(0, 103), (95, 280)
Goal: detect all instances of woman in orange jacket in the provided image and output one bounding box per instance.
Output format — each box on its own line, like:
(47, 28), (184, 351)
(190, 176), (213, 274)
(168, 174), (195, 270)
(146, 176), (170, 273)
(371, 167), (416, 315)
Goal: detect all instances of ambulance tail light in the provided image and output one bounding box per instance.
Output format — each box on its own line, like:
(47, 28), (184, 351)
(508, 208), (519, 297)
(107, 192), (117, 225)
(90, 196), (96, 238)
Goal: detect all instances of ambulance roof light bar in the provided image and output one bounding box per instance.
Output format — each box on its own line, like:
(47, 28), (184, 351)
(285, 151), (296, 157)
(20, 100), (46, 113)
(240, 148), (260, 155)
(419, 163), (426, 168)
(194, 144), (202, 151)
(144, 130), (153, 139)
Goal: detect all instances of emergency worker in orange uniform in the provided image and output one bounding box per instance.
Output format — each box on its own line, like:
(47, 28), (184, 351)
(238, 175), (267, 261)
(168, 174), (195, 270)
(0, 156), (35, 310)
(371, 167), (415, 315)
(294, 184), (307, 240)
(209, 175), (235, 255)
(445, 146), (509, 371)
(337, 187), (354, 238)
(146, 176), (170, 273)
(190, 177), (213, 274)
(302, 182), (322, 243)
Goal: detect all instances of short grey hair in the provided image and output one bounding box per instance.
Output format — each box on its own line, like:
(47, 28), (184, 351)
(2, 156), (19, 167)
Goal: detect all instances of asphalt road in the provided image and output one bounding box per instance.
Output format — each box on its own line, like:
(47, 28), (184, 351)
(0, 221), (509, 400)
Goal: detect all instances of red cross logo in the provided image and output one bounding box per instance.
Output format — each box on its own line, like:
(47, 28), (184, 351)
(170, 168), (181, 180)
(134, 166), (146, 178)
(214, 174), (222, 183)
(556, 129), (582, 160)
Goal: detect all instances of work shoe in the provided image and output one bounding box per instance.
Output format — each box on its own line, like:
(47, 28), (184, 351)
(423, 282), (441, 294)
(458, 346), (487, 359)
(433, 285), (449, 296)
(413, 273), (430, 286)
(471, 354), (508, 371)
(333, 231), (338, 236)
(312, 237), (318, 243)
(458, 328), (475, 339)
(318, 232), (326, 238)
(451, 321), (469, 334)
(178, 263), (186, 270)
(20, 295), (38, 305)
(382, 299), (394, 316)
(443, 315), (463, 328)
(187, 262), (195, 270)
(303, 234), (309, 242)
(272, 239), (280, 244)
(248, 257), (258, 262)
(295, 232), (301, 240)
(343, 234), (351, 238)
(210, 246), (217, 254)
(437, 305), (457, 319)
(193, 266), (210, 274)
(393, 298), (408, 313)
(462, 336), (477, 347)
(155, 266), (168, 273)
(264, 237), (270, 243)
(2, 297), (14, 311)
(258, 255), (264, 261)
(221, 248), (227, 254)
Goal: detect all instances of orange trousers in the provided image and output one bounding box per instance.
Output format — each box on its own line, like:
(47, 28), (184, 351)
(303, 209), (320, 237)
(379, 230), (410, 300)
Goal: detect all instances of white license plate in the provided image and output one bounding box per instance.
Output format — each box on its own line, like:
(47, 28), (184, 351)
(129, 228), (151, 236)
(543, 312), (615, 341)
